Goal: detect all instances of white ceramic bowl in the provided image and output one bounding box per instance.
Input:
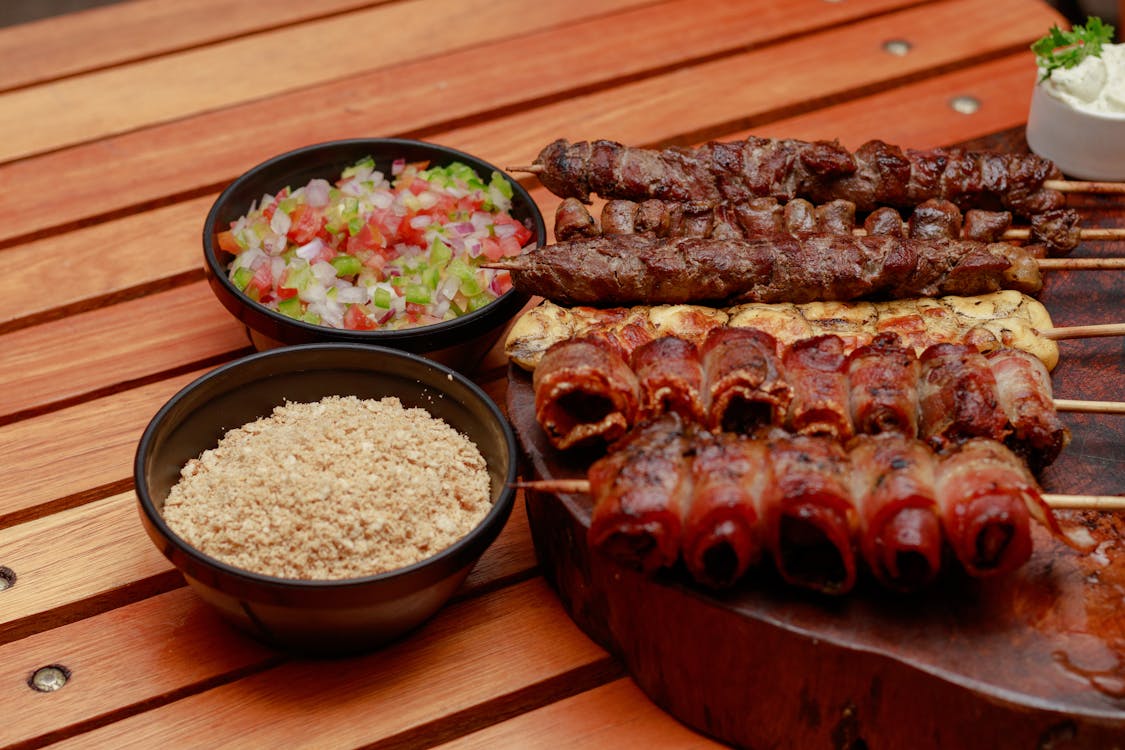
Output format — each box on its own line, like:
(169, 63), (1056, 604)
(1026, 84), (1125, 181)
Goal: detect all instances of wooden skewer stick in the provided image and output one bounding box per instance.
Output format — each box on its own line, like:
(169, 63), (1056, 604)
(1045, 179), (1125, 195)
(513, 479), (1123, 511)
(508, 164), (542, 174)
(1036, 258), (1125, 270)
(1040, 322), (1125, 340)
(1055, 399), (1125, 414)
(1043, 494), (1125, 511)
(1005, 227), (1125, 242)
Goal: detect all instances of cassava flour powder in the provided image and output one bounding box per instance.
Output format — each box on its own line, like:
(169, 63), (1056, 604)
(162, 395), (492, 580)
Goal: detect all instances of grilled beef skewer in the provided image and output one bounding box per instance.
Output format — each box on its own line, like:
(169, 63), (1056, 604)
(494, 233), (1043, 306)
(529, 137), (1065, 218)
(553, 196), (1084, 255)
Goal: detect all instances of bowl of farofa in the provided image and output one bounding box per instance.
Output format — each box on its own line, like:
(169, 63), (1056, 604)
(134, 343), (517, 654)
(202, 138), (546, 370)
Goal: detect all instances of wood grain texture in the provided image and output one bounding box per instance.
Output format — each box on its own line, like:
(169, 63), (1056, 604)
(48, 580), (613, 750)
(0, 0), (654, 162)
(0, 0), (388, 91)
(435, 678), (725, 749)
(0, 0), (922, 244)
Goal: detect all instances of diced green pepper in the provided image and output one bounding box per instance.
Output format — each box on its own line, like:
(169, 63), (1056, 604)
(231, 266), (253, 291)
(330, 254), (362, 277)
(277, 296), (302, 318)
(405, 284), (431, 305)
(468, 292), (494, 311)
(372, 287), (392, 309)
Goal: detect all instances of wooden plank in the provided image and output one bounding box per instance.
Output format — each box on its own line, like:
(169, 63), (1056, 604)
(0, 195), (216, 331)
(0, 484), (535, 643)
(0, 370), (204, 527)
(0, 0), (929, 244)
(0, 0), (655, 163)
(0, 588), (280, 750)
(436, 678), (725, 749)
(48, 580), (615, 750)
(0, 282), (248, 422)
(0, 0), (390, 91)
(445, 0), (1060, 170)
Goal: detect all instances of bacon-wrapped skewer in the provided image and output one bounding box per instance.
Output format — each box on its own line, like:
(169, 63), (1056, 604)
(531, 330), (1073, 471)
(521, 137), (1065, 217)
(491, 233), (1044, 307)
(553, 196), (1088, 256)
(530, 424), (1094, 594)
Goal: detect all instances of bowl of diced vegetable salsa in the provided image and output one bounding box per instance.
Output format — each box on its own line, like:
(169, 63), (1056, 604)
(203, 138), (546, 369)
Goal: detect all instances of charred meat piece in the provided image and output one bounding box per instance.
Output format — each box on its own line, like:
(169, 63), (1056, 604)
(962, 209), (1013, 242)
(782, 334), (853, 440)
(907, 198), (963, 239)
(700, 327), (792, 435)
(1029, 208), (1081, 256)
(630, 336), (705, 424)
(846, 332), (920, 436)
(986, 348), (1070, 470)
(864, 206), (906, 237)
(554, 197), (600, 241)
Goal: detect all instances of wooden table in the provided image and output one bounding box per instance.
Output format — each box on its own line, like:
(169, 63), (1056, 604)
(2, 0), (1120, 747)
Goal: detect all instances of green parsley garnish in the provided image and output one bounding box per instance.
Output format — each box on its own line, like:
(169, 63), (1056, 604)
(1032, 16), (1116, 82)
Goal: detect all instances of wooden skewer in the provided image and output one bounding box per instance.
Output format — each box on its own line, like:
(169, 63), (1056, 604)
(1045, 179), (1125, 195)
(1055, 399), (1125, 414)
(511, 169), (1125, 198)
(1040, 322), (1125, 340)
(1005, 227), (1125, 242)
(1036, 257), (1125, 270)
(513, 479), (1123, 511)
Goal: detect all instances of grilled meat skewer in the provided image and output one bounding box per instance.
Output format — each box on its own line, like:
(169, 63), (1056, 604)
(554, 196), (1084, 256)
(493, 233), (1043, 306)
(527, 136), (1065, 218)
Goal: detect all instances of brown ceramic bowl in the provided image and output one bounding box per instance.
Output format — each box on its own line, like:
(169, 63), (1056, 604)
(202, 138), (545, 370)
(134, 343), (517, 654)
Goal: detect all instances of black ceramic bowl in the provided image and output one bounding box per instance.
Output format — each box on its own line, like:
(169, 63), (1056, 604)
(202, 138), (546, 369)
(134, 343), (517, 654)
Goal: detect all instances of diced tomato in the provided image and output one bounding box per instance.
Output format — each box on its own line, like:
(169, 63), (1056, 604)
(288, 204), (325, 244)
(492, 272), (513, 295)
(497, 234), (522, 258)
(343, 305), (377, 330)
(346, 221), (385, 255)
(275, 269), (299, 299)
(480, 237), (506, 261)
(494, 216), (533, 246)
(244, 263), (272, 302)
(398, 215), (429, 248)
(408, 178), (430, 195)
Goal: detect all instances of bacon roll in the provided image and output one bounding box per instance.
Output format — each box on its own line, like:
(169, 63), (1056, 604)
(933, 439), (1038, 577)
(682, 432), (773, 588)
(986, 348), (1071, 470)
(533, 338), (640, 450)
(701, 327), (792, 435)
(918, 343), (1010, 451)
(849, 434), (943, 591)
(782, 333), (854, 440)
(630, 336), (705, 424)
(587, 414), (694, 572)
(766, 435), (858, 594)
(845, 333), (920, 436)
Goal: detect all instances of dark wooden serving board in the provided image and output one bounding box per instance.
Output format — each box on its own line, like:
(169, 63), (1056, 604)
(507, 131), (1125, 749)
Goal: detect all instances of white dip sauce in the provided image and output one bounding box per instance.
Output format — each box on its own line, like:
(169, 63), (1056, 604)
(1039, 42), (1125, 114)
